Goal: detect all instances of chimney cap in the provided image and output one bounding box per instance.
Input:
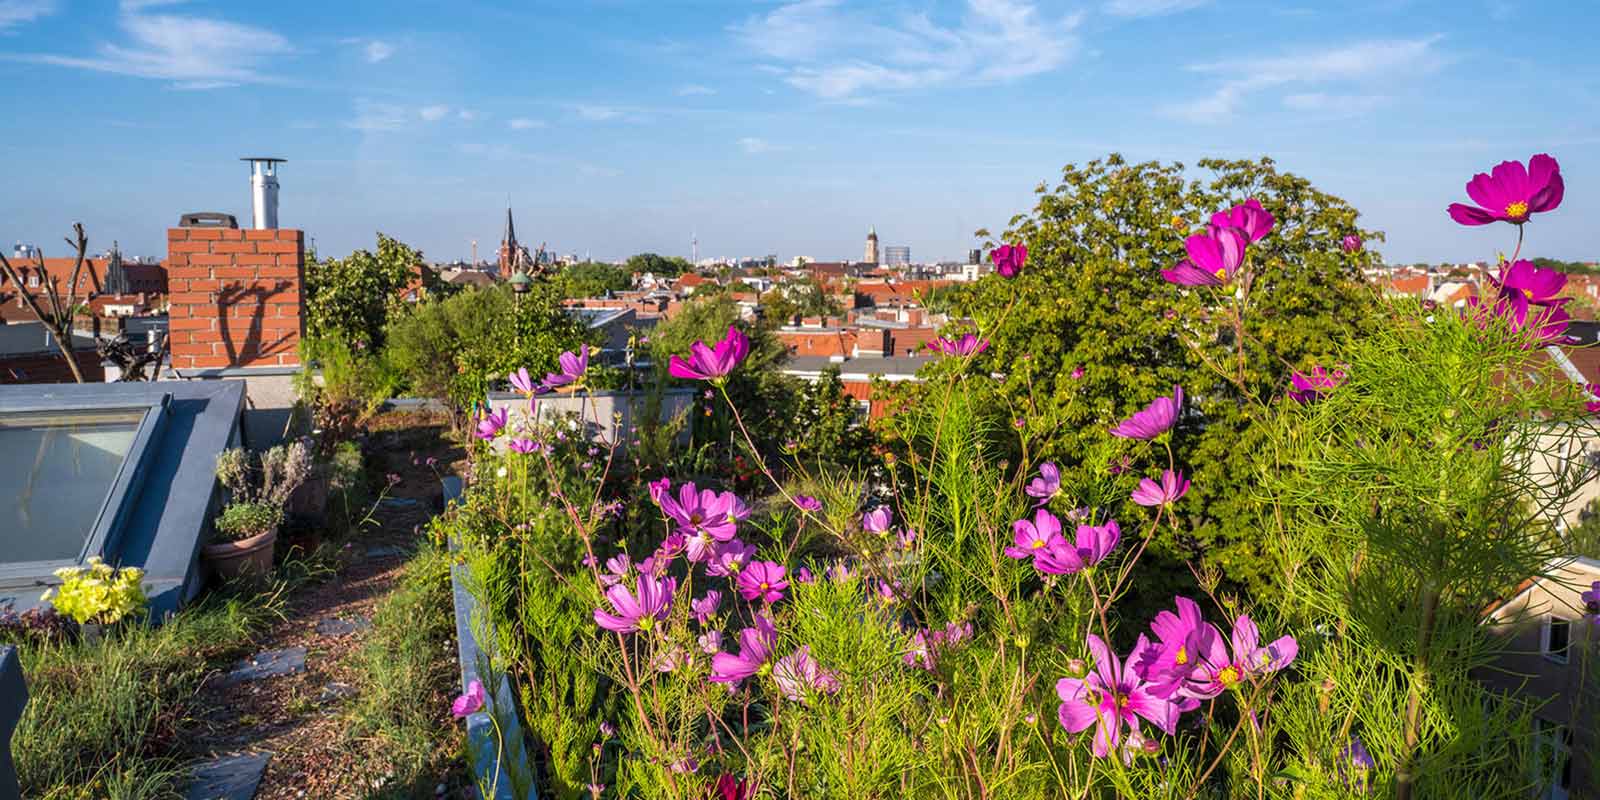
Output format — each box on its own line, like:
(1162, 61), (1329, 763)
(240, 157), (287, 163)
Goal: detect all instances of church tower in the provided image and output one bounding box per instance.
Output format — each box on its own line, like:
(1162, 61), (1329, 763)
(498, 205), (528, 274)
(864, 226), (879, 265)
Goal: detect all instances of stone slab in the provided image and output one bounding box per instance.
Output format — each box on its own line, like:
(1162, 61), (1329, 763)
(314, 617), (371, 637)
(317, 682), (357, 704)
(218, 647), (306, 687)
(185, 752), (271, 800)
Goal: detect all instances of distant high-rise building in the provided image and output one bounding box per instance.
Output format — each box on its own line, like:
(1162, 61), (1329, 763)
(884, 245), (910, 266)
(864, 226), (879, 265)
(968, 248), (982, 265)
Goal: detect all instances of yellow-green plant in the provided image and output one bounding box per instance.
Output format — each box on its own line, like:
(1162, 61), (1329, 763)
(41, 557), (147, 626)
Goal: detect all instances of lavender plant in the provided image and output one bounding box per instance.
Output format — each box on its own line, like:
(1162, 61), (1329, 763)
(438, 153), (1599, 800)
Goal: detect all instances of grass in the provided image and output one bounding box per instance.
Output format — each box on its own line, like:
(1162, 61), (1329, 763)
(344, 543), (465, 798)
(7, 578), (302, 800)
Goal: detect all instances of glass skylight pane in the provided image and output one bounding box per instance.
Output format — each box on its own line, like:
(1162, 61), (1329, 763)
(0, 409), (144, 562)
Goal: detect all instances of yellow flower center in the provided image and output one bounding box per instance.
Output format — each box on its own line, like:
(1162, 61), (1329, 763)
(1505, 201), (1529, 220)
(760, 582), (770, 591)
(1523, 288), (1535, 300)
(637, 616), (654, 631)
(1218, 665), (1241, 687)
(1170, 215), (1186, 230)
(1115, 693), (1130, 709)
(1214, 268), (1228, 280)
(1174, 646), (1188, 666)
(1031, 539), (1046, 549)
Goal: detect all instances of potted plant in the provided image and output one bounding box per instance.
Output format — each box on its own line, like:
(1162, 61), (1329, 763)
(205, 442), (311, 581)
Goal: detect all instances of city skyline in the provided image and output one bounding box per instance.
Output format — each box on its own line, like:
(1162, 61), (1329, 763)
(0, 1), (1597, 265)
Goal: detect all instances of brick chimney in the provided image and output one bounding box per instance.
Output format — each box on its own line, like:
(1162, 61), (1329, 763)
(166, 227), (304, 370)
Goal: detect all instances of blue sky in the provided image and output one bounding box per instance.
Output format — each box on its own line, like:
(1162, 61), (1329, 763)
(0, 0), (1596, 266)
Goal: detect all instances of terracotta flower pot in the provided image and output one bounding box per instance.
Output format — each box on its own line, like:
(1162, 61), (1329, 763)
(201, 527), (278, 582)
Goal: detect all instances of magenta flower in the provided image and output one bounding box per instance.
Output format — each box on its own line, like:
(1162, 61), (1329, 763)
(1339, 736), (1376, 792)
(737, 561), (789, 604)
(648, 476), (671, 505)
(1491, 259), (1569, 322)
(1159, 613), (1298, 700)
(1341, 234), (1363, 254)
(508, 437), (538, 454)
(773, 645), (841, 702)
(897, 528), (917, 551)
(593, 574), (676, 634)
(1136, 596), (1210, 699)
(660, 483), (749, 546)
(509, 367), (538, 397)
(710, 615), (778, 684)
(1210, 199), (1275, 243)
(1584, 385), (1600, 415)
(699, 630), (723, 654)
(931, 333), (989, 357)
(1288, 366), (1346, 404)
(990, 243), (1027, 278)
(1025, 462), (1061, 505)
(1131, 469), (1189, 508)
(1071, 365), (1085, 380)
(1034, 520), (1121, 575)
(862, 506), (894, 535)
(1447, 153), (1564, 226)
(1005, 508), (1066, 560)
(451, 679), (487, 718)
(1110, 385), (1182, 440)
(692, 590), (722, 625)
(473, 407), (508, 440)
(600, 553), (631, 587)
(1056, 634), (1179, 758)
(1582, 580), (1600, 624)
(792, 495), (823, 513)
(543, 347), (590, 390)
(1162, 227), (1248, 287)
(796, 566), (815, 583)
(705, 539), (756, 578)
(669, 325), (750, 382)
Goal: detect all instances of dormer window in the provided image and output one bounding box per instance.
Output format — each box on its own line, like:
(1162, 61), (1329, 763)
(1541, 615), (1571, 664)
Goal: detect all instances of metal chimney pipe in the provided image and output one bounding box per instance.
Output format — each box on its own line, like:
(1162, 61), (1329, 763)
(241, 157), (286, 229)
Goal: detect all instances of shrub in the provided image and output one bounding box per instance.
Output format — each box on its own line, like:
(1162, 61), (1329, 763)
(40, 558), (147, 626)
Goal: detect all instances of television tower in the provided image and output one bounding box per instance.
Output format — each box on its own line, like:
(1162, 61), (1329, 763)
(692, 231), (699, 266)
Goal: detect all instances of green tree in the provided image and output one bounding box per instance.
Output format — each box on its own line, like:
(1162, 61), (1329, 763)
(625, 253), (693, 277)
(955, 154), (1380, 594)
(304, 234), (420, 350)
(556, 261), (632, 298)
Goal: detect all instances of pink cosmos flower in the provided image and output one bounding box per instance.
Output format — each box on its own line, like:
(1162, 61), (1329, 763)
(1157, 611), (1298, 700)
(773, 645), (841, 702)
(991, 243), (1027, 278)
(593, 574), (676, 634)
(473, 407), (508, 440)
(1584, 385), (1600, 415)
(1131, 469), (1189, 508)
(509, 367), (538, 396)
(1491, 259), (1569, 322)
(692, 590), (722, 625)
(1110, 385), (1182, 440)
(705, 539), (757, 578)
(1005, 508), (1067, 560)
(1136, 596), (1209, 700)
(1162, 226), (1249, 287)
(1071, 365), (1085, 380)
(1025, 462), (1061, 505)
(660, 483), (749, 547)
(862, 506), (894, 534)
(737, 561), (789, 604)
(1341, 234), (1363, 254)
(1056, 634), (1179, 758)
(897, 528), (918, 551)
(699, 630), (723, 654)
(543, 347), (590, 390)
(710, 615), (778, 684)
(931, 333), (989, 357)
(1289, 366), (1346, 404)
(508, 438), (538, 454)
(1034, 520), (1121, 575)
(648, 476), (672, 505)
(715, 775), (753, 800)
(1581, 580), (1600, 624)
(1211, 198), (1276, 243)
(792, 495), (823, 513)
(669, 326), (750, 382)
(1447, 154), (1564, 226)
(451, 679), (486, 718)
(600, 553), (631, 587)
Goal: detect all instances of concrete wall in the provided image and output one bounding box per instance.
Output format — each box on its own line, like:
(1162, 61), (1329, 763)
(485, 388), (693, 448)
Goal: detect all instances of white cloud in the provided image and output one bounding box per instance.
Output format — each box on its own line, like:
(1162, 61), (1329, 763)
(508, 118), (546, 130)
(576, 105), (624, 121)
(738, 137), (789, 154)
(346, 100), (409, 132)
(735, 0), (1080, 100)
(419, 104), (450, 121)
(10, 3), (291, 86)
(1167, 36), (1441, 122)
(457, 109), (480, 121)
(677, 83), (716, 96)
(363, 39), (395, 63)
(1281, 92), (1386, 116)
(1102, 0), (1207, 17)
(0, 0), (57, 33)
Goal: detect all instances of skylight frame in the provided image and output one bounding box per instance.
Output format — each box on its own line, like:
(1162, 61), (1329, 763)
(0, 394), (170, 588)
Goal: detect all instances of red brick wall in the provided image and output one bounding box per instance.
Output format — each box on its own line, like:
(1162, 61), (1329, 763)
(0, 350), (105, 384)
(166, 227), (304, 370)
